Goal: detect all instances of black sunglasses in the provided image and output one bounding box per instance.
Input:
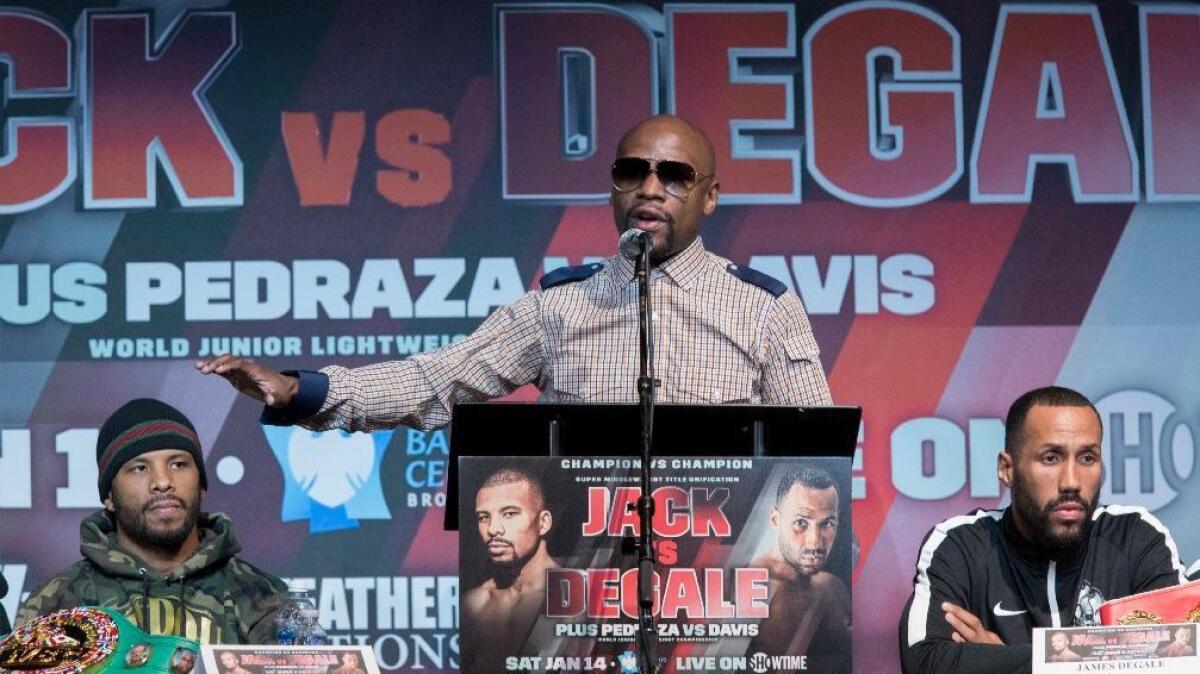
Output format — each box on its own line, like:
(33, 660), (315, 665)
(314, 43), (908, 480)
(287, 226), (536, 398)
(611, 157), (713, 198)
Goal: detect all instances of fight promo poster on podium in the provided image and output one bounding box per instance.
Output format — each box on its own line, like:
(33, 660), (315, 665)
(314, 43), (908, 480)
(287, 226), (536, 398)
(458, 457), (853, 674)
(2, 2), (1199, 672)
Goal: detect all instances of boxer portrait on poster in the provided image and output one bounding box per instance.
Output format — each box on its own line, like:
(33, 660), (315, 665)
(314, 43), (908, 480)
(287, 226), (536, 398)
(749, 465), (852, 669)
(218, 650), (254, 674)
(460, 467), (559, 674)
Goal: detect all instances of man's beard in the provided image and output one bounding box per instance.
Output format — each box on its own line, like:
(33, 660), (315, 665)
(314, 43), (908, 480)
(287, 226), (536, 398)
(1011, 470), (1097, 554)
(112, 493), (200, 550)
(780, 543), (827, 577)
(485, 536), (539, 586)
(487, 537), (536, 567)
(648, 224), (675, 263)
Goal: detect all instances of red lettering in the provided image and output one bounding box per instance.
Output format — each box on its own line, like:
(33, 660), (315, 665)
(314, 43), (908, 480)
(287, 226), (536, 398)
(548, 568), (765, 619)
(545, 568), (585, 617)
(971, 7), (1137, 202)
(705, 568), (735, 619)
(667, 6), (798, 202)
(85, 12), (240, 208)
(654, 539), (678, 566)
(735, 568), (769, 619)
(690, 488), (732, 537)
(659, 568), (702, 619)
(498, 6), (653, 199)
(606, 487), (640, 537)
(0, 11), (73, 213)
(587, 568), (620, 619)
(652, 486), (689, 537)
(580, 486), (609, 537)
(805, 3), (962, 206)
(1140, 6), (1200, 200)
(281, 111), (365, 206)
(375, 109), (451, 207)
(619, 568), (657, 619)
(583, 487), (731, 537)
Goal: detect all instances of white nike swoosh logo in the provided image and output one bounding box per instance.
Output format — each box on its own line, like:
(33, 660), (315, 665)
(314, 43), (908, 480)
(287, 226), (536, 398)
(993, 601), (1027, 617)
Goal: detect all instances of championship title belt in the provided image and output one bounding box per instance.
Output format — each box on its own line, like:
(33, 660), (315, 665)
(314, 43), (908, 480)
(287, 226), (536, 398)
(1099, 579), (1200, 626)
(0, 607), (199, 674)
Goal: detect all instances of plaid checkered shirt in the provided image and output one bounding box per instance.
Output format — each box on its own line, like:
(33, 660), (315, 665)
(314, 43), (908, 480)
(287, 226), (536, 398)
(305, 238), (831, 431)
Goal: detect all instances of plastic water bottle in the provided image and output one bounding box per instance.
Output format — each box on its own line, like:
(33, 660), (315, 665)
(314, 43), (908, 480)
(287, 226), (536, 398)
(297, 606), (326, 645)
(277, 580), (326, 645)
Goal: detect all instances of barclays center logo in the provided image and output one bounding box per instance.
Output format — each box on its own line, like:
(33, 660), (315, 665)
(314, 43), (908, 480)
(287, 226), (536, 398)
(260, 426), (394, 533)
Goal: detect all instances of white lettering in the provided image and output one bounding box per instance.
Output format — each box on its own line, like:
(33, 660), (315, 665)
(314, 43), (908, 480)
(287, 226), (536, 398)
(352, 259), (413, 319)
(413, 258), (465, 318)
(184, 261), (233, 321)
(749, 253), (935, 315)
(126, 262), (182, 322)
(234, 261), (291, 320)
(467, 257), (523, 317)
(56, 429), (101, 508)
(0, 430), (32, 508)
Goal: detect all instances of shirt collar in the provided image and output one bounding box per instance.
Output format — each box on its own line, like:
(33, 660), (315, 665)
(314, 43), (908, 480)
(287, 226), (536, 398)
(611, 236), (707, 291)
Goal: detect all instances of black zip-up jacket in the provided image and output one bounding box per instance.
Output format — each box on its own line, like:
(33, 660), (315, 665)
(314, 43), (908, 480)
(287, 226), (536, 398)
(899, 505), (1187, 673)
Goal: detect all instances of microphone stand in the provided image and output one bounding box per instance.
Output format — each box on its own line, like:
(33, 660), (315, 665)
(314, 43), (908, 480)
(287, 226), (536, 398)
(634, 239), (658, 674)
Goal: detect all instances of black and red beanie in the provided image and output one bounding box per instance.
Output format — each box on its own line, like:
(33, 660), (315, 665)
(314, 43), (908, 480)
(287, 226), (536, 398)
(96, 398), (207, 499)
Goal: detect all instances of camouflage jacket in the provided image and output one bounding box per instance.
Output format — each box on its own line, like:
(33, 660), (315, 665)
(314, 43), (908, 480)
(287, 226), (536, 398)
(16, 511), (288, 645)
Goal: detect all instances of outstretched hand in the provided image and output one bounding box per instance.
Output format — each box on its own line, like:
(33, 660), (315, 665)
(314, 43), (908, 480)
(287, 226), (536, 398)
(942, 602), (1005, 645)
(195, 355), (298, 408)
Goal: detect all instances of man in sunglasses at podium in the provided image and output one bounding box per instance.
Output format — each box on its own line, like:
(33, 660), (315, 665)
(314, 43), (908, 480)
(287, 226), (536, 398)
(197, 114), (831, 430)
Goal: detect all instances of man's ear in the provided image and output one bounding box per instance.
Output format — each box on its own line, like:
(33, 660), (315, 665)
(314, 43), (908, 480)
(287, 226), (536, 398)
(998, 451), (1013, 489)
(103, 495), (114, 513)
(702, 180), (720, 216)
(539, 510), (552, 537)
(769, 507), (779, 531)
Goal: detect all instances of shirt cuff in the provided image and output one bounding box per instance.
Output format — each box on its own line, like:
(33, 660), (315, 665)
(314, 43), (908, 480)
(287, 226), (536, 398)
(259, 370), (329, 426)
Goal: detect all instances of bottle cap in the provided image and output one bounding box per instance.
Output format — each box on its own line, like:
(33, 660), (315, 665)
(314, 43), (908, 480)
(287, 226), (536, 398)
(287, 579), (316, 592)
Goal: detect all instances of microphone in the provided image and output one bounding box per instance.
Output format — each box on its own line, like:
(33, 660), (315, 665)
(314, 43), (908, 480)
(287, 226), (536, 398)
(619, 224), (658, 673)
(619, 228), (651, 260)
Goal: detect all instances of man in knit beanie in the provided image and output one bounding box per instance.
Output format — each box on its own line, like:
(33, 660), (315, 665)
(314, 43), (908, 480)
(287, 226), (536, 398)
(17, 399), (288, 644)
(95, 399), (209, 553)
